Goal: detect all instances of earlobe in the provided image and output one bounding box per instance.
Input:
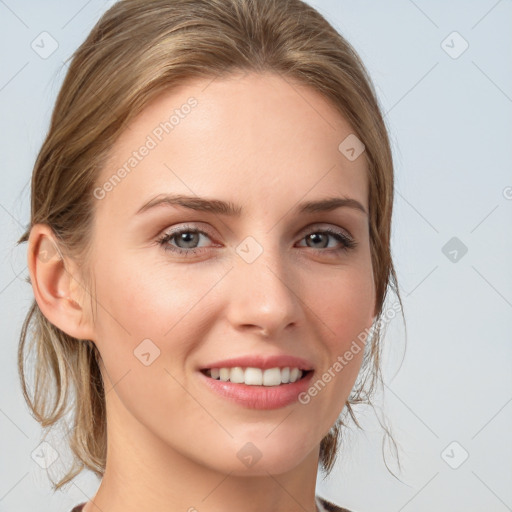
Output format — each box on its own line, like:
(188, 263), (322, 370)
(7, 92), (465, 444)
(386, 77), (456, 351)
(27, 224), (96, 341)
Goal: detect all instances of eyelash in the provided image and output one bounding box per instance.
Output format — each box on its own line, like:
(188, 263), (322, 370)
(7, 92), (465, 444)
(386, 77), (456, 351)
(156, 224), (357, 257)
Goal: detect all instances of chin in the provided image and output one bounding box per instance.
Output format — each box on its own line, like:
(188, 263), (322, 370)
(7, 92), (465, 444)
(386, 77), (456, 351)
(201, 435), (316, 476)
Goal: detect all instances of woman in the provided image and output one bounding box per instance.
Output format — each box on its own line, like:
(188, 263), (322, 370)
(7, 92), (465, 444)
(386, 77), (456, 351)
(17, 1), (403, 511)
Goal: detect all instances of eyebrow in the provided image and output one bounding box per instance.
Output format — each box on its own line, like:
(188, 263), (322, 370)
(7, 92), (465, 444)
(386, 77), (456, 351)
(136, 194), (367, 217)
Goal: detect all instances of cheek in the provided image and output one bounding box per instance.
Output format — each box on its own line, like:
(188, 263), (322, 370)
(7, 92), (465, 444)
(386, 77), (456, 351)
(309, 262), (374, 342)
(90, 254), (225, 370)
(89, 256), (208, 416)
(93, 253), (201, 330)
(302, 264), (374, 400)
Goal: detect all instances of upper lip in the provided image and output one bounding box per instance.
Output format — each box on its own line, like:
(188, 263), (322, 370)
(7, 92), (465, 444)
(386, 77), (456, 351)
(199, 354), (315, 371)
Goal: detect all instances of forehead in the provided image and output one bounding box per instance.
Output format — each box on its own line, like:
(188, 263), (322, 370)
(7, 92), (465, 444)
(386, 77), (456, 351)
(95, 71), (368, 219)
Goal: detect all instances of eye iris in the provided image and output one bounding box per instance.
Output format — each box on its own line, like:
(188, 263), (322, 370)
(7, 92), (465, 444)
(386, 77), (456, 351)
(176, 231), (199, 248)
(307, 233), (328, 248)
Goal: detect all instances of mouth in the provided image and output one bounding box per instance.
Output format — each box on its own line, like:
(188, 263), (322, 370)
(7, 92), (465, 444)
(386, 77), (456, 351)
(198, 366), (315, 410)
(200, 367), (314, 387)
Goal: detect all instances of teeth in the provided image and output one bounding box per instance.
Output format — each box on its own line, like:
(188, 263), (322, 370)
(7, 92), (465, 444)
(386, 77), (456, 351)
(219, 368), (230, 381)
(205, 366), (305, 386)
(245, 367), (263, 385)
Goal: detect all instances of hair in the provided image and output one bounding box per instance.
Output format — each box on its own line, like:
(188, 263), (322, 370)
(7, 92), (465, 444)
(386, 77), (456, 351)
(17, 0), (406, 490)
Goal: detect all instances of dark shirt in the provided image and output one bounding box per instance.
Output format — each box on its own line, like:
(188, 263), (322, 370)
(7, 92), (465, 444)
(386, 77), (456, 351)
(70, 495), (355, 511)
(317, 495), (356, 512)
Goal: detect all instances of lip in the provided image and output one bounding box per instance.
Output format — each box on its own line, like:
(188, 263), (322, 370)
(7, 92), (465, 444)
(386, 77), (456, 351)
(198, 368), (315, 410)
(198, 354), (315, 371)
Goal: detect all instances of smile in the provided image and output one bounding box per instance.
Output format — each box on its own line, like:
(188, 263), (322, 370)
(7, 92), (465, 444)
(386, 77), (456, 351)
(198, 367), (315, 410)
(201, 366), (309, 386)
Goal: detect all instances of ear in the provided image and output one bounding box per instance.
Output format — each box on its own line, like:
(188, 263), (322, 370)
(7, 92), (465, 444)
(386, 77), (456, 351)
(27, 223), (96, 342)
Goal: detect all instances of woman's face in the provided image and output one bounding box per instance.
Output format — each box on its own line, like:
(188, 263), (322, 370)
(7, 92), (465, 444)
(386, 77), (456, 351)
(87, 71), (375, 475)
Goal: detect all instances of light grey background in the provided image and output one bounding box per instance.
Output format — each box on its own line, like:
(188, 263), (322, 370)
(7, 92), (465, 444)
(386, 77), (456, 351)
(1, 1), (511, 511)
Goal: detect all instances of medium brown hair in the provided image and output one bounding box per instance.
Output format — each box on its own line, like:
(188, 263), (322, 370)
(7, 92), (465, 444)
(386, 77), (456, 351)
(17, 0), (405, 489)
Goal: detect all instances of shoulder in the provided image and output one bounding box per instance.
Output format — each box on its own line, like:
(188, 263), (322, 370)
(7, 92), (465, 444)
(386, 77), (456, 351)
(316, 494), (358, 512)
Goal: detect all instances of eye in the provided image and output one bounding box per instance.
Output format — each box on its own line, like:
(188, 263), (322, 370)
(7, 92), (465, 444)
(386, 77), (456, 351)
(297, 226), (357, 254)
(157, 224), (214, 257)
(156, 224), (357, 257)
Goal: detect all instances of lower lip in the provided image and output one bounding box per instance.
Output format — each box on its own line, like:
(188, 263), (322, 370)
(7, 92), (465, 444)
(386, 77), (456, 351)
(198, 370), (314, 410)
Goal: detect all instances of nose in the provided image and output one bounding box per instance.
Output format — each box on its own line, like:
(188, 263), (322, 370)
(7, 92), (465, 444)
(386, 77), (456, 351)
(224, 241), (302, 338)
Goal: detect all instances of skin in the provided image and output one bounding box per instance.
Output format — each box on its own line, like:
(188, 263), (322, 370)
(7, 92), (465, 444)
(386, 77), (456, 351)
(28, 71), (376, 512)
